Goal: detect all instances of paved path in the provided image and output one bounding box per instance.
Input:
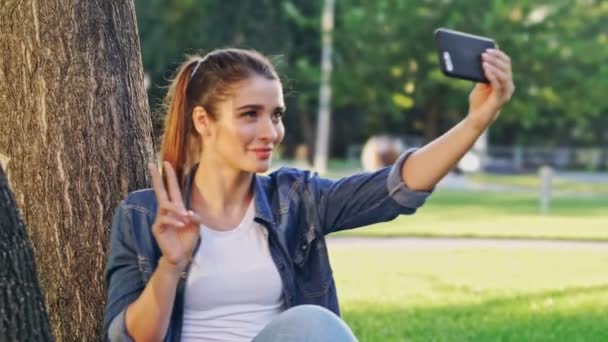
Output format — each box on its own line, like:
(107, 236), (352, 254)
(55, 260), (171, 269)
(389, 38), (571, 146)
(327, 236), (608, 250)
(557, 171), (608, 184)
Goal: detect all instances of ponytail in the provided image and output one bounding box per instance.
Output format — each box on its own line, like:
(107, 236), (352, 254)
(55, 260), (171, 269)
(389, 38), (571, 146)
(159, 57), (202, 186)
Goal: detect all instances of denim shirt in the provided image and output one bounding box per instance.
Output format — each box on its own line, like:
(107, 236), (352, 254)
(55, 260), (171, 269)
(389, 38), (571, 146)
(103, 149), (432, 341)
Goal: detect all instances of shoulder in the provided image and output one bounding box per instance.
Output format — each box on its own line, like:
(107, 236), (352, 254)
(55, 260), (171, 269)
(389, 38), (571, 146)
(116, 188), (157, 216)
(110, 189), (158, 244)
(262, 166), (324, 191)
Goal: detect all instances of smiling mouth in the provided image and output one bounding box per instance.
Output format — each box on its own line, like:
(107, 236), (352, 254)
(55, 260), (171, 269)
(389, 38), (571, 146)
(250, 148), (273, 159)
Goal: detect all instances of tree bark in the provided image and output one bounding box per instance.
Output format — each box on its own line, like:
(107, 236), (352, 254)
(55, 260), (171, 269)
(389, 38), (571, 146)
(0, 1), (154, 340)
(0, 165), (54, 341)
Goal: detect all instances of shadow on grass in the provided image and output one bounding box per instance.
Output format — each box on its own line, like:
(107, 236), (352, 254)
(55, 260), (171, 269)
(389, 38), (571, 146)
(343, 284), (608, 342)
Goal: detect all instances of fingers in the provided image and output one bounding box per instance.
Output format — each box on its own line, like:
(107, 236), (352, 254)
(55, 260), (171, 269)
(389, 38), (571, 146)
(154, 210), (201, 235)
(482, 50), (510, 75)
(187, 210), (202, 226)
(149, 162), (169, 203)
(149, 161), (186, 209)
(154, 207), (201, 234)
(483, 62), (501, 90)
(163, 161), (186, 208)
(482, 48), (515, 100)
(155, 201), (188, 231)
(159, 202), (201, 228)
(159, 201), (188, 218)
(154, 215), (187, 233)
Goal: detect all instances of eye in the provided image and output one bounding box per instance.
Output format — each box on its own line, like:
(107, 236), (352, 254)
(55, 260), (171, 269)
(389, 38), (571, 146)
(272, 110), (284, 122)
(242, 110), (257, 118)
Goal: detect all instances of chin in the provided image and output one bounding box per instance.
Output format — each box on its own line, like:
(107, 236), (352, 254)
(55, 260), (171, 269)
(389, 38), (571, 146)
(252, 161), (272, 173)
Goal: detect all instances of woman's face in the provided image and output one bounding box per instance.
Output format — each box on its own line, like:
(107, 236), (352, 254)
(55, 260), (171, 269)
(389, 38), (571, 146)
(197, 75), (285, 173)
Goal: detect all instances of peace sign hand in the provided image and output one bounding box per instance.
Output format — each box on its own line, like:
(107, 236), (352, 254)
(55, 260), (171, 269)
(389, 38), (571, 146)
(149, 161), (201, 274)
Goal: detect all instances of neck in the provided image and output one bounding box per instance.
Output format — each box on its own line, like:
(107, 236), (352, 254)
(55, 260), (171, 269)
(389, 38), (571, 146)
(190, 157), (254, 220)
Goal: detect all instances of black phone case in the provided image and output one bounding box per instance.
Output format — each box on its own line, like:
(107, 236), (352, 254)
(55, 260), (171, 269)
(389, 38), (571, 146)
(434, 28), (496, 83)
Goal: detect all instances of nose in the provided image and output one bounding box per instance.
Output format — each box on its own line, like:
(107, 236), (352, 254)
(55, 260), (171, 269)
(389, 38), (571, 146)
(258, 116), (278, 143)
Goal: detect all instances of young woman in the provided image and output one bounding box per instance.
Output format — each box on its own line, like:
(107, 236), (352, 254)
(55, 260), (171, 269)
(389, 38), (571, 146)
(103, 48), (514, 341)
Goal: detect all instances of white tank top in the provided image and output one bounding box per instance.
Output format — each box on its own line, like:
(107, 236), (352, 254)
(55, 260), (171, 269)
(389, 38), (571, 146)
(181, 201), (285, 341)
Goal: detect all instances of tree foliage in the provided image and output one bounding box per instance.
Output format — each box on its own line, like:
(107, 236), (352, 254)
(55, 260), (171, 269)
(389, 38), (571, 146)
(135, 0), (608, 154)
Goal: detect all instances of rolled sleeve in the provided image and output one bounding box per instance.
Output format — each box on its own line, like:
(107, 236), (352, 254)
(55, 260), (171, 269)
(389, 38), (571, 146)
(107, 308), (134, 342)
(312, 147), (434, 234)
(387, 148), (434, 209)
(103, 202), (145, 342)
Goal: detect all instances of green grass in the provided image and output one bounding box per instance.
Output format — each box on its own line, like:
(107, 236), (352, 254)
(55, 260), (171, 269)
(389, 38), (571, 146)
(469, 173), (608, 194)
(335, 190), (608, 241)
(330, 246), (608, 341)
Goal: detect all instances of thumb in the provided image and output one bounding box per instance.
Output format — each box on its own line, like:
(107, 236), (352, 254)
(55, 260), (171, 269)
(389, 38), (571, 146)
(187, 210), (202, 226)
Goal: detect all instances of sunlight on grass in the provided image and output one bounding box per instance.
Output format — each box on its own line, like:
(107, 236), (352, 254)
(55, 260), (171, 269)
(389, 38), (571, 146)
(335, 190), (608, 241)
(469, 173), (608, 194)
(330, 247), (608, 341)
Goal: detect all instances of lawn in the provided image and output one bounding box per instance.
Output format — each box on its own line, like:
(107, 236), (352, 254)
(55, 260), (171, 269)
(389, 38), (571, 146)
(469, 173), (608, 194)
(330, 245), (608, 341)
(334, 190), (608, 241)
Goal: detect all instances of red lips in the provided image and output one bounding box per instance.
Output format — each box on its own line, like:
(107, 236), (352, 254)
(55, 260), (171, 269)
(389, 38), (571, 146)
(250, 147), (273, 152)
(250, 147), (273, 160)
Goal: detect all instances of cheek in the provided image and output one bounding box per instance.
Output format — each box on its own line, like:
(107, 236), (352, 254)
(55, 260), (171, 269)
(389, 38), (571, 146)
(276, 123), (285, 144)
(234, 124), (256, 143)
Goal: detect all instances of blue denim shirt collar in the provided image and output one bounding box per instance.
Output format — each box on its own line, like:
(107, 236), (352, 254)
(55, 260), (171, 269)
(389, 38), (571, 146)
(252, 175), (276, 227)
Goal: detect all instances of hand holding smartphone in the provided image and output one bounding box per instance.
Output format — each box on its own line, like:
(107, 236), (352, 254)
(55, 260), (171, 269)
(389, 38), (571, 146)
(435, 28), (496, 83)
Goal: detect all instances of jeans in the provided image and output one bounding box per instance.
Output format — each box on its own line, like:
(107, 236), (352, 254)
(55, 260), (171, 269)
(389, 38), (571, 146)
(252, 305), (358, 342)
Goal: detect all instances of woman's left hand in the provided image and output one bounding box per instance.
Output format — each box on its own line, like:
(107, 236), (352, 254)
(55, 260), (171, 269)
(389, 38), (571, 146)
(467, 48), (515, 131)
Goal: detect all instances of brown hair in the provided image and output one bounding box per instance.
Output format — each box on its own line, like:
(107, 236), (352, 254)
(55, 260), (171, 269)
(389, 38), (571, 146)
(159, 48), (280, 185)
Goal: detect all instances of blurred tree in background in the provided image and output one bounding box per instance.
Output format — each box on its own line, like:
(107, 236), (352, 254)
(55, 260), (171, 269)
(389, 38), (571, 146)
(135, 0), (608, 156)
(136, 0), (321, 155)
(333, 0), (608, 148)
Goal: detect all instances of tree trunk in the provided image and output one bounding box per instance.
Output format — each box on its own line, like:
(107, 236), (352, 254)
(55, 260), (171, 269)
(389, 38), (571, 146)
(0, 1), (154, 340)
(0, 165), (54, 341)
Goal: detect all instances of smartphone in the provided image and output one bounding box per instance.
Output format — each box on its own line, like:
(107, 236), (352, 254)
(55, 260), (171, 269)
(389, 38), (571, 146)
(434, 28), (496, 83)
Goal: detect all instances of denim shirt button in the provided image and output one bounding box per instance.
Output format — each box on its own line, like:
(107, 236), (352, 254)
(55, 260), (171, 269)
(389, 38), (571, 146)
(300, 244), (308, 251)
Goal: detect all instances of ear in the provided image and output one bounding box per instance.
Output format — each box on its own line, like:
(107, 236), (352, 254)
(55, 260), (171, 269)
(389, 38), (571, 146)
(192, 106), (211, 136)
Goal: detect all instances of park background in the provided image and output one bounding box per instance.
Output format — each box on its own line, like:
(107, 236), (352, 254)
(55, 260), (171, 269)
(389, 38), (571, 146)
(138, 1), (608, 340)
(0, 0), (607, 341)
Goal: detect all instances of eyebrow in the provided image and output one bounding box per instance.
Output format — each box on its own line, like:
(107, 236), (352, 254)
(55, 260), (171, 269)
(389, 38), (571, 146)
(236, 104), (286, 112)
